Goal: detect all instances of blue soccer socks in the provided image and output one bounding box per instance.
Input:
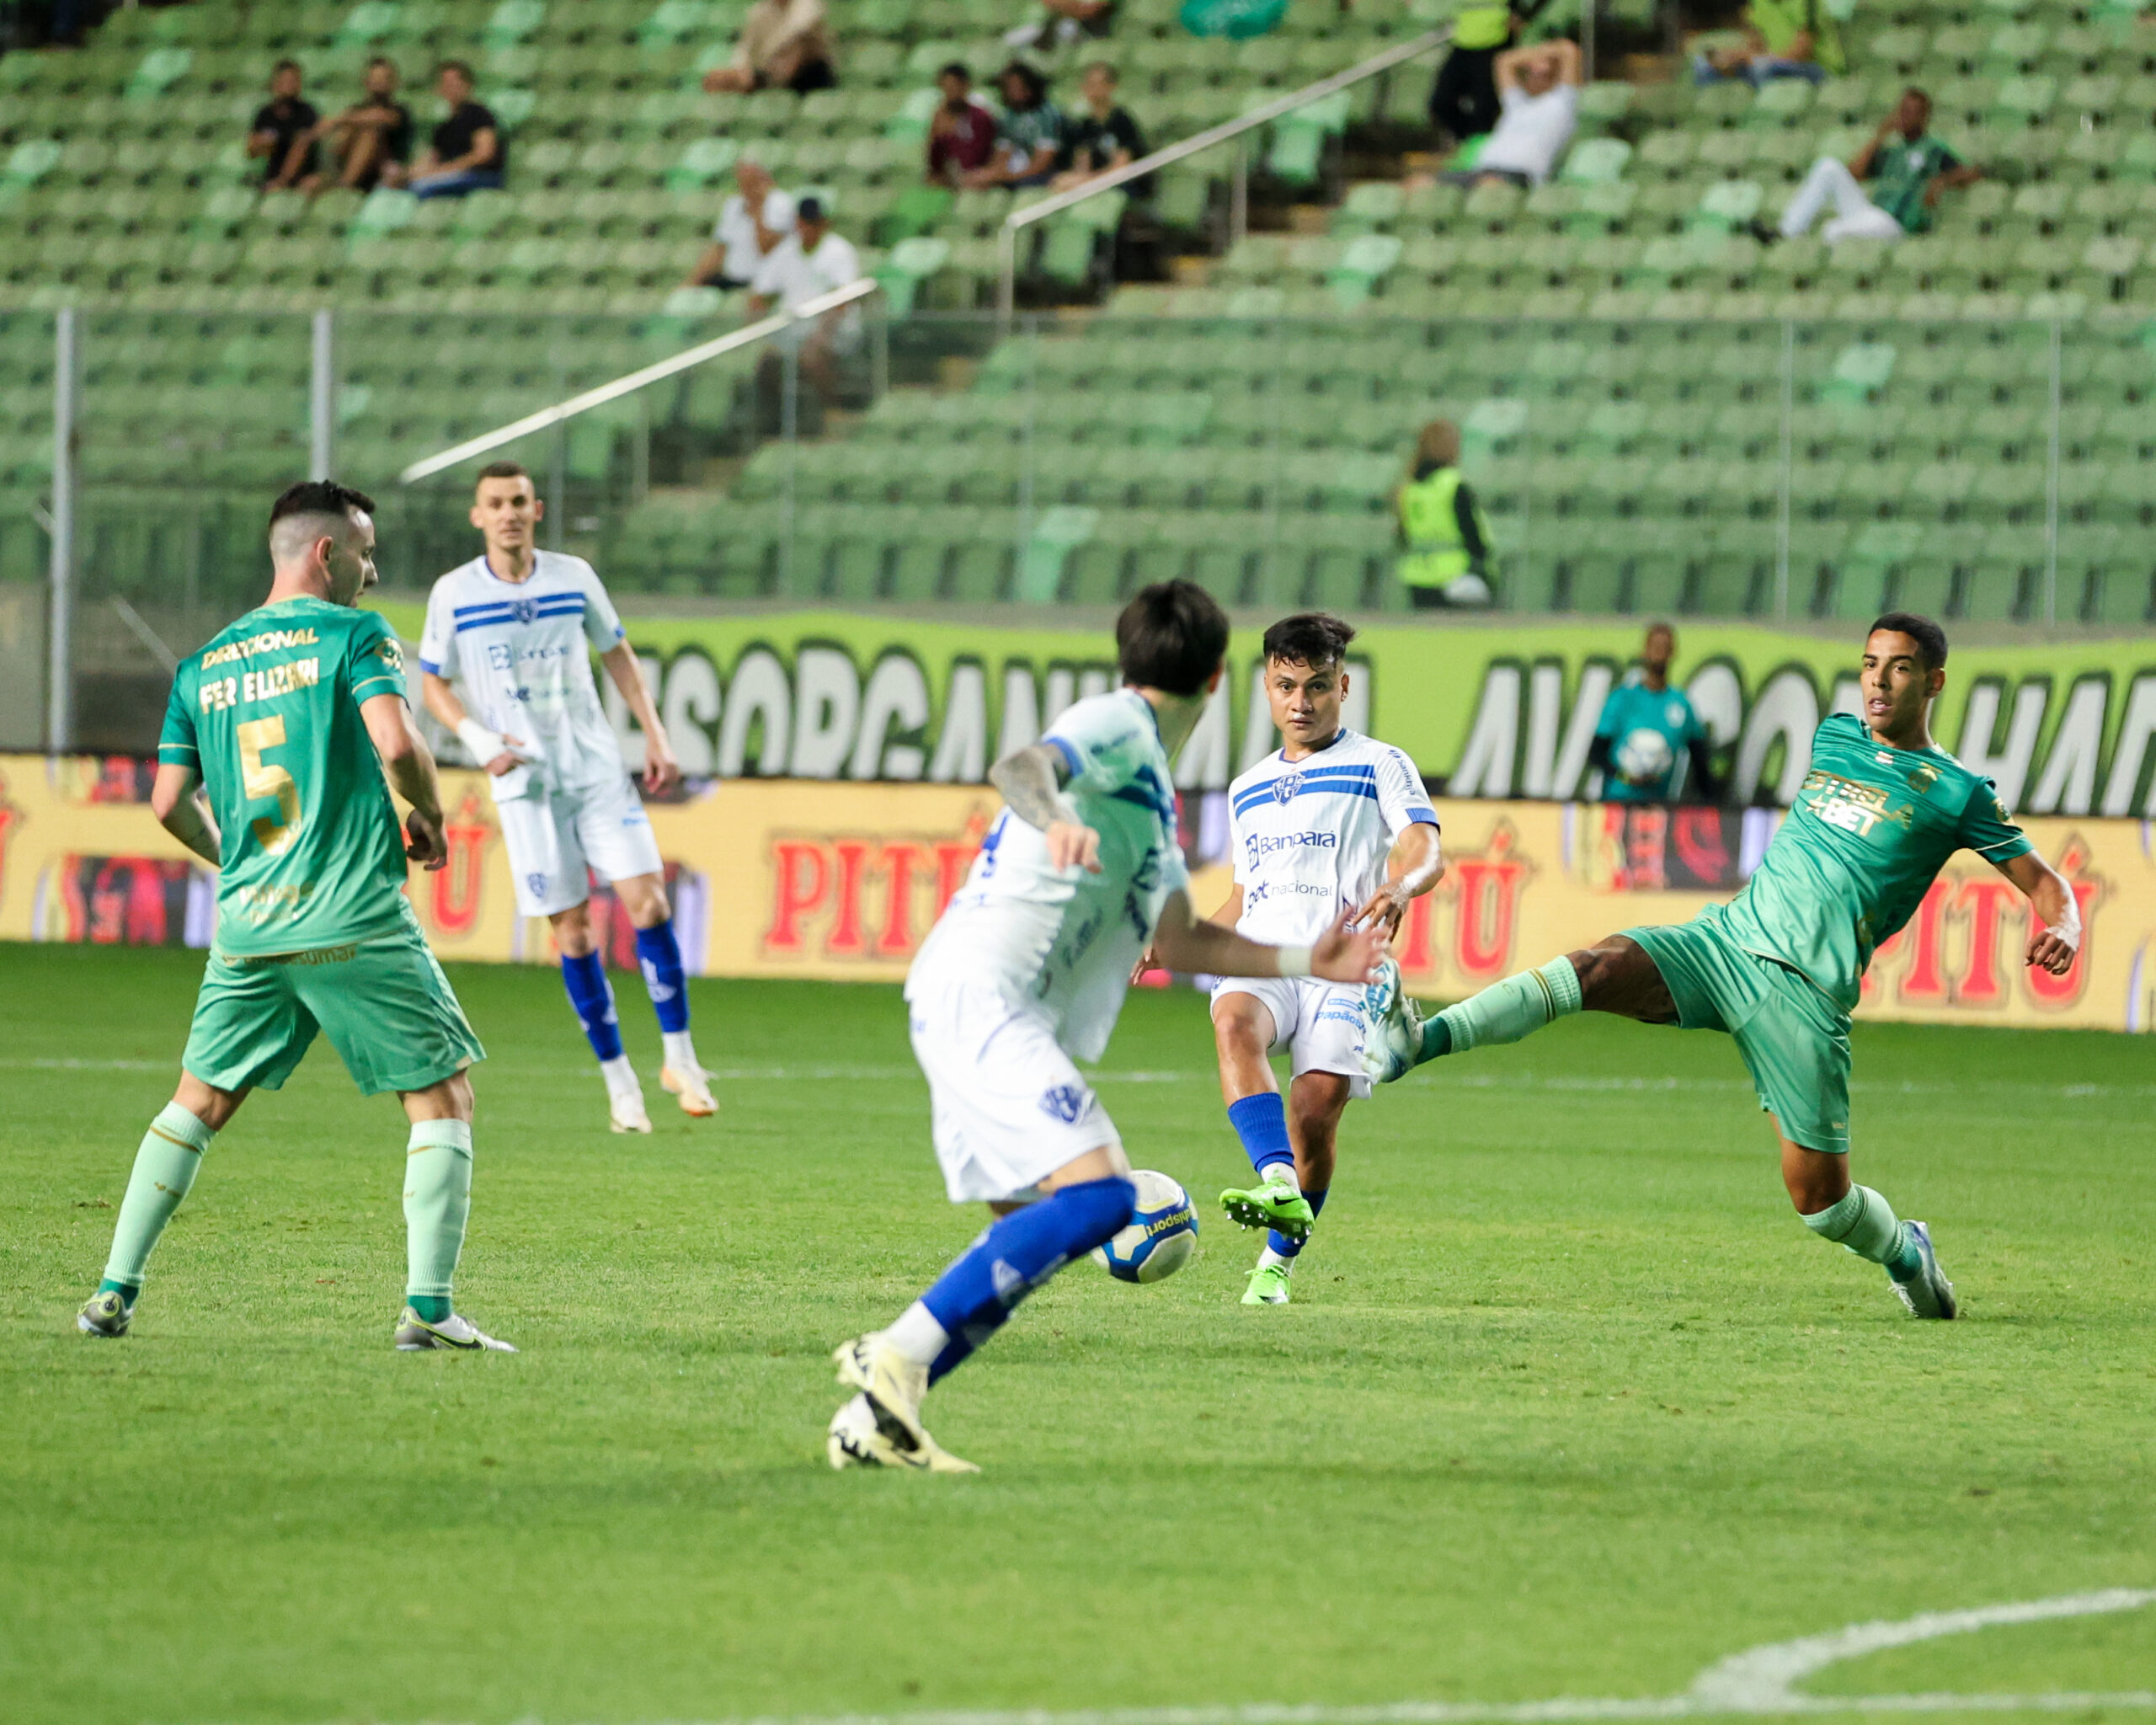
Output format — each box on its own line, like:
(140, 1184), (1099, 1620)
(906, 1177), (1137, 1384)
(634, 918), (691, 1034)
(1227, 1092), (1294, 1179)
(560, 949), (625, 1063)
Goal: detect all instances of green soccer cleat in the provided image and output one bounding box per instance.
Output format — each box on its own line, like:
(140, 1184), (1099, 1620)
(1241, 1262), (1293, 1306)
(1889, 1220), (1958, 1320)
(1219, 1173), (1314, 1242)
(77, 1290), (133, 1338)
(393, 1307), (518, 1352)
(1360, 958), (1428, 1084)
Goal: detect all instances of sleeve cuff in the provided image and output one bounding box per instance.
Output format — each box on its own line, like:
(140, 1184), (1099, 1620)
(1042, 734), (1083, 777)
(417, 657), (440, 676)
(1974, 835), (2033, 857)
(352, 676), (407, 702)
(156, 744), (198, 764)
(1404, 809), (1440, 828)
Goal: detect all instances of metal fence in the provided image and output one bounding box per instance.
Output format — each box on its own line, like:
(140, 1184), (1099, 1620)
(3, 302), (2152, 751)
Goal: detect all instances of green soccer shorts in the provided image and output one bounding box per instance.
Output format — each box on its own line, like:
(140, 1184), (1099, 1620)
(183, 920), (485, 1098)
(1623, 905), (1852, 1154)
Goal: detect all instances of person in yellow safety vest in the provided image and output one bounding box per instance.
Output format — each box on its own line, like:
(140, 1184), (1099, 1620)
(1428, 0), (1550, 147)
(1394, 419), (1494, 610)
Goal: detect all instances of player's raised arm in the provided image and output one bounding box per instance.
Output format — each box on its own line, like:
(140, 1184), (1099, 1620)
(362, 691), (450, 871)
(1995, 849), (2079, 977)
(598, 640), (680, 796)
(149, 763), (221, 868)
(989, 740), (1101, 873)
(1151, 893), (1385, 986)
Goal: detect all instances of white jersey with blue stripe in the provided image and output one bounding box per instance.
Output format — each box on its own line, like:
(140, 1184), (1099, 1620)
(417, 550), (629, 803)
(910, 689), (1191, 1064)
(1228, 729), (1438, 946)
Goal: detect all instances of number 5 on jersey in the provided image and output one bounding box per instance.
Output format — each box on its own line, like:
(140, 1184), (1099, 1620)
(238, 715), (302, 855)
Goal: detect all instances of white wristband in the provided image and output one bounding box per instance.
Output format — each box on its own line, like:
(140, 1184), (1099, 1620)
(2047, 895), (2083, 955)
(456, 718), (508, 764)
(1277, 944), (1313, 979)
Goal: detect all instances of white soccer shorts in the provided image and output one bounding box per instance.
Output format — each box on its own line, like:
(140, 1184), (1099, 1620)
(494, 776), (664, 920)
(906, 975), (1123, 1204)
(1209, 975), (1373, 1101)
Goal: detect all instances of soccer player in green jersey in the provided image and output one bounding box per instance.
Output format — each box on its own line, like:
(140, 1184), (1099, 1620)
(76, 482), (511, 1352)
(1362, 613), (2081, 1319)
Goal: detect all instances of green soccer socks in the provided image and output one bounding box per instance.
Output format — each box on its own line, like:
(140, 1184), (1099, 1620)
(1427, 956), (1584, 1060)
(1801, 1184), (1922, 1280)
(403, 1119), (473, 1322)
(100, 1103), (216, 1300)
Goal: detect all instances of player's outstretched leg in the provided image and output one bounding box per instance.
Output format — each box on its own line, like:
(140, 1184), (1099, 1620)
(393, 1111), (516, 1352)
(77, 1100), (218, 1337)
(1363, 952), (1584, 1082)
(558, 943), (651, 1134)
(829, 1167), (1136, 1472)
(1785, 1140), (1956, 1319)
(633, 913), (715, 1119)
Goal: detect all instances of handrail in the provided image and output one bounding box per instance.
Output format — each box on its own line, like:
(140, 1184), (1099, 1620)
(397, 276), (881, 484)
(996, 24), (1454, 321)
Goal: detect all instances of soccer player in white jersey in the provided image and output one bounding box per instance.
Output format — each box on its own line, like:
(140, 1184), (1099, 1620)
(1209, 613), (1444, 1306)
(419, 461), (712, 1135)
(828, 584), (1388, 1473)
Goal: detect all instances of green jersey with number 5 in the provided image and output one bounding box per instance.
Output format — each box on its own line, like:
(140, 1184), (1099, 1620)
(157, 596), (414, 956)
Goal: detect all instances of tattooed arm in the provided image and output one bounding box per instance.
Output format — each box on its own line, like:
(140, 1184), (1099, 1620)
(989, 742), (1102, 873)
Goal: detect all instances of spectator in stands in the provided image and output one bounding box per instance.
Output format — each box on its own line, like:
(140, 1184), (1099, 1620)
(747, 195), (866, 404)
(1006, 0), (1116, 54)
(926, 62), (1000, 185)
(248, 61), (321, 191)
(682, 156), (796, 289)
(703, 0), (837, 94)
(964, 62), (1065, 190)
(301, 57), (414, 194)
(408, 61), (506, 200)
(1056, 61), (1150, 194)
(1428, 0), (1550, 147)
(1694, 0), (1844, 86)
(1589, 623), (1721, 803)
(1394, 420), (1494, 610)
(1773, 88), (1977, 242)
(1438, 37), (1579, 189)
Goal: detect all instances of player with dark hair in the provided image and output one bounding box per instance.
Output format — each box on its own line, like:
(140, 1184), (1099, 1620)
(419, 459), (707, 1135)
(1206, 613), (1445, 1306)
(1362, 613), (2080, 1318)
(77, 482), (510, 1352)
(828, 584), (1388, 1471)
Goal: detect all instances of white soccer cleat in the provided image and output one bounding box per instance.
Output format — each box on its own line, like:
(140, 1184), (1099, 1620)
(609, 1090), (654, 1135)
(826, 1393), (979, 1473)
(832, 1332), (940, 1455)
(1890, 1220), (1958, 1320)
(659, 1063), (718, 1118)
(1360, 957), (1426, 1084)
(393, 1307), (518, 1352)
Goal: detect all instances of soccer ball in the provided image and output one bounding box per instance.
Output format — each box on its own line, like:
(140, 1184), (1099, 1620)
(1614, 727), (1674, 788)
(1092, 1170), (1198, 1283)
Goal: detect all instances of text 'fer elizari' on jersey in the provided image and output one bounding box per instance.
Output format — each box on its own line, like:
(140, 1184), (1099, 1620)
(157, 597), (414, 957)
(908, 689), (1188, 1064)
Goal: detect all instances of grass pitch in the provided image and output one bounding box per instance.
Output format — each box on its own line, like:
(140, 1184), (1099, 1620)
(3, 943), (2151, 1725)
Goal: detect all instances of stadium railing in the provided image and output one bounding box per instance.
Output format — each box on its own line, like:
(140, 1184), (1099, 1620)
(995, 27), (1455, 323)
(3, 303), (2146, 755)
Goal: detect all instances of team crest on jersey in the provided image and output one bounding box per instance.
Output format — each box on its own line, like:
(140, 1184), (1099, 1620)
(1038, 1083), (1091, 1124)
(1906, 763), (1942, 795)
(1271, 772), (1303, 804)
(512, 598), (540, 625)
(526, 871), (548, 898)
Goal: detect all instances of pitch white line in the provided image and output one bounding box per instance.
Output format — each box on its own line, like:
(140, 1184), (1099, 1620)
(608, 1591), (2154, 1725)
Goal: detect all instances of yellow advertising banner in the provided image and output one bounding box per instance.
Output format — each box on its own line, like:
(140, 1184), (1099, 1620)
(3, 756), (2148, 1034)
